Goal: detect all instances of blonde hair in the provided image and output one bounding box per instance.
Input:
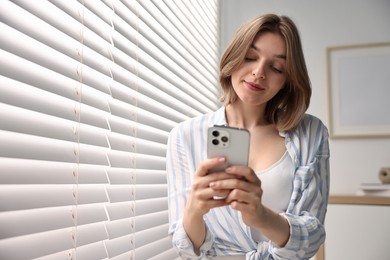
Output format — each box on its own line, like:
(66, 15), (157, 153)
(220, 14), (311, 131)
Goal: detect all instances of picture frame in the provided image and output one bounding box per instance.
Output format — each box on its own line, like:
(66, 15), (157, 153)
(326, 42), (390, 138)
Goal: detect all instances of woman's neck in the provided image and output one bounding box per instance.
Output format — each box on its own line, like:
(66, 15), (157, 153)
(225, 102), (269, 130)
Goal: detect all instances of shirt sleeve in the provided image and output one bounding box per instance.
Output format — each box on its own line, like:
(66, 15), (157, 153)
(166, 124), (216, 259)
(170, 217), (216, 259)
(267, 116), (330, 259)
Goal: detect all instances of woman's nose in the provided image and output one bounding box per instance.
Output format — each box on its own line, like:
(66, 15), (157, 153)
(252, 63), (266, 79)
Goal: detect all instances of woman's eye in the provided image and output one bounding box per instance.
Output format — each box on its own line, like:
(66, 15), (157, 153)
(244, 57), (256, 62)
(271, 66), (283, 74)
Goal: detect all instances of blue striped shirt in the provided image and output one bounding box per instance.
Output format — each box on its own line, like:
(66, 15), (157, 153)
(166, 106), (330, 259)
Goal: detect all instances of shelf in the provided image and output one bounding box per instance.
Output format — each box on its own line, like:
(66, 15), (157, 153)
(329, 195), (390, 206)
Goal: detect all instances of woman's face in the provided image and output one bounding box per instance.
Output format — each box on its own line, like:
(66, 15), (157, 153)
(231, 32), (287, 108)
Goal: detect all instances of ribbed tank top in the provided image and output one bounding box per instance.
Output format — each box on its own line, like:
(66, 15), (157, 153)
(250, 151), (294, 242)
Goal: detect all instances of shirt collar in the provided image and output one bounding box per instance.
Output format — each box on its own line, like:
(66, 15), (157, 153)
(211, 106), (228, 127)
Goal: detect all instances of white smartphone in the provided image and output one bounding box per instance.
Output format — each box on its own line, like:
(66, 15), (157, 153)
(207, 125), (250, 173)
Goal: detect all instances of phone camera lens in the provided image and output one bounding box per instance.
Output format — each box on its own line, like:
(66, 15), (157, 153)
(212, 130), (219, 137)
(221, 136), (228, 142)
(212, 139), (219, 145)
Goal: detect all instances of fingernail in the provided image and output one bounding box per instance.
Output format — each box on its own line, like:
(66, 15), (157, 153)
(209, 182), (216, 188)
(218, 157), (226, 162)
(225, 167), (232, 172)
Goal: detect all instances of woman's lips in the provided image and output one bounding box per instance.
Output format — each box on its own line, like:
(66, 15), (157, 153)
(244, 81), (265, 91)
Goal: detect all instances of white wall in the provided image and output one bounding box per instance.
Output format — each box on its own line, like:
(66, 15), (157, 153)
(220, 0), (390, 195)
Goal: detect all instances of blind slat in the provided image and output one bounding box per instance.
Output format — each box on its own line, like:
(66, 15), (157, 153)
(0, 131), (110, 165)
(107, 132), (166, 156)
(0, 103), (109, 147)
(0, 204), (107, 239)
(104, 224), (170, 258)
(134, 224), (169, 249)
(0, 229), (75, 260)
(0, 185), (108, 211)
(104, 234), (134, 258)
(0, 158), (108, 184)
(107, 150), (165, 169)
(107, 184), (167, 203)
(105, 210), (168, 239)
(34, 241), (109, 260)
(0, 222), (109, 259)
(108, 99), (177, 132)
(105, 198), (168, 221)
(108, 116), (168, 144)
(107, 168), (166, 185)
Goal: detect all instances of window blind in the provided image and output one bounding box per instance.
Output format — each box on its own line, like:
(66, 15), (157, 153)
(0, 0), (220, 259)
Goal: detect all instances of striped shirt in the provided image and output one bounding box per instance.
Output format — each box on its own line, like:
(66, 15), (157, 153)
(166, 106), (330, 260)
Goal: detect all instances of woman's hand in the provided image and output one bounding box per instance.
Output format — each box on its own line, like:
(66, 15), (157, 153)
(209, 165), (265, 226)
(210, 165), (290, 247)
(186, 157), (241, 216)
(183, 157), (242, 254)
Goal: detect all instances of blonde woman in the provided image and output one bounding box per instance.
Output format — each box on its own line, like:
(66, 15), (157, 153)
(167, 14), (330, 260)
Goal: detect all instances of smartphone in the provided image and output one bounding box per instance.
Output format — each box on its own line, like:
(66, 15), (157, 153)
(207, 125), (250, 173)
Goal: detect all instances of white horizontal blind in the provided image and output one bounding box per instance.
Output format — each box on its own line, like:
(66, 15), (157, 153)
(0, 0), (220, 259)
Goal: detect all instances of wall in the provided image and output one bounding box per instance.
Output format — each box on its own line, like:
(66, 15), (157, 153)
(220, 0), (390, 195)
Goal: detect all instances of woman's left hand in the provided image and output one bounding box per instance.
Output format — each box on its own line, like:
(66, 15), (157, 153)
(209, 165), (265, 226)
(210, 165), (291, 247)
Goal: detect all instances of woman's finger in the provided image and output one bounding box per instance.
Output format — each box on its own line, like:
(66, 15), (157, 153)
(194, 186), (232, 200)
(209, 177), (248, 192)
(225, 165), (261, 184)
(196, 157), (227, 177)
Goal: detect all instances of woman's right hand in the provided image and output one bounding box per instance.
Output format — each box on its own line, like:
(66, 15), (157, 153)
(185, 156), (239, 217)
(183, 157), (239, 254)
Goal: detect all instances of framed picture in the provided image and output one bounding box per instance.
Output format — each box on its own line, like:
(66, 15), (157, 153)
(326, 42), (390, 138)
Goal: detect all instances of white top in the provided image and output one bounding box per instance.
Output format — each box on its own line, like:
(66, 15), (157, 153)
(250, 151), (294, 242)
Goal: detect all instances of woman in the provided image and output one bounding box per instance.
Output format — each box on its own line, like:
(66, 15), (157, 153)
(166, 14), (330, 260)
